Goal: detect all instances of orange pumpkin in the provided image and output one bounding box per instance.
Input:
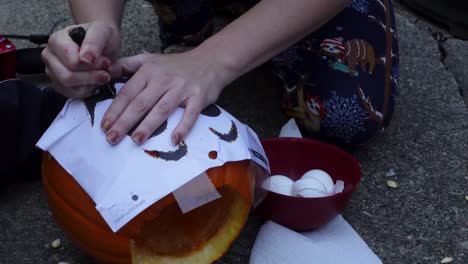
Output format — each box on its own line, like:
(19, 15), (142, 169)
(42, 152), (260, 263)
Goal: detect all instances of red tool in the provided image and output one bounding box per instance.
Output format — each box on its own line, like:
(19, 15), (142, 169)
(0, 19), (65, 80)
(0, 36), (17, 81)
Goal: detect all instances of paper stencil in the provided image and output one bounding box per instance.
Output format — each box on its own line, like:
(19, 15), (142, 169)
(37, 83), (269, 232)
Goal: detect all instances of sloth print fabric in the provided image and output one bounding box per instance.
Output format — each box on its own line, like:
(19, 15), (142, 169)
(272, 0), (399, 147)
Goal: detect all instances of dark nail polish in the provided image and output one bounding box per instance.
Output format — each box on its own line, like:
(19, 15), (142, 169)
(100, 73), (111, 83)
(102, 120), (110, 132)
(133, 132), (145, 145)
(102, 59), (111, 69)
(82, 52), (95, 64)
(106, 131), (119, 144)
(172, 133), (181, 145)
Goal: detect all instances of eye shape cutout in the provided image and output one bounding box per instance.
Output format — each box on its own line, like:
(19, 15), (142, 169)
(200, 105), (221, 117)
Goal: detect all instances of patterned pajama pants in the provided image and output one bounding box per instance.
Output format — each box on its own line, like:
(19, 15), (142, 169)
(148, 0), (399, 147)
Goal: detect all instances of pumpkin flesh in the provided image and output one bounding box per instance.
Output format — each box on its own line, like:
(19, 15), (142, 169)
(131, 187), (250, 263)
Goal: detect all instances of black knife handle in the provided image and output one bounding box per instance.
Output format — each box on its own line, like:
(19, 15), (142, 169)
(68, 27), (86, 46)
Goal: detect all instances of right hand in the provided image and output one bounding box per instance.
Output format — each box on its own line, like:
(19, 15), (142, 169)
(41, 21), (120, 98)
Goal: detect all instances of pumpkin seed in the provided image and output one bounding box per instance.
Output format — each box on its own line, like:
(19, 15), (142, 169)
(386, 180), (398, 189)
(465, 195), (468, 201)
(51, 238), (61, 249)
(441, 257), (454, 263)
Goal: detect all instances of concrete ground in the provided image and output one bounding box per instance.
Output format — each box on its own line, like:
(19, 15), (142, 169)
(0, 1), (467, 263)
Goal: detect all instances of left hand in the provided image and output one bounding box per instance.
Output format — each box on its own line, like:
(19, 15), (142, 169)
(102, 50), (234, 145)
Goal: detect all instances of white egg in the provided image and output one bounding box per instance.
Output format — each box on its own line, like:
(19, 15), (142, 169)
(291, 178), (328, 198)
(295, 188), (328, 198)
(261, 175), (294, 196)
(301, 169), (334, 193)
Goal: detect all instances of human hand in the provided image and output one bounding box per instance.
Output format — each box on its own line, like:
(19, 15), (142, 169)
(101, 50), (235, 145)
(41, 21), (120, 98)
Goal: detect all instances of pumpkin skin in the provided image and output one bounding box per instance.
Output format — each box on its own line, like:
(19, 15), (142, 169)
(42, 153), (258, 263)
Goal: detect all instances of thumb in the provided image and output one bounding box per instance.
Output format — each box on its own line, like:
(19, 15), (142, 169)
(79, 22), (115, 64)
(108, 54), (153, 78)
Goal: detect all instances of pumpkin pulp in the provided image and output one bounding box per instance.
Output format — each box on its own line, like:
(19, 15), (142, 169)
(131, 186), (250, 263)
(132, 186), (234, 254)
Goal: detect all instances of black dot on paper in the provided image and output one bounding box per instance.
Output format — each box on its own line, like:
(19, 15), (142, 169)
(132, 195), (139, 201)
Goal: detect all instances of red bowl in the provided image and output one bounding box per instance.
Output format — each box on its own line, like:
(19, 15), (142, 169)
(256, 137), (362, 231)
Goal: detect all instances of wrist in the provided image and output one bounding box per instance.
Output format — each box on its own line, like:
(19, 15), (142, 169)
(69, 0), (125, 31)
(192, 35), (245, 85)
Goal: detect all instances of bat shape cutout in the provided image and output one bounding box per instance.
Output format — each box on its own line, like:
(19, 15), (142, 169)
(127, 120), (168, 139)
(200, 104), (221, 117)
(209, 120), (238, 143)
(144, 141), (188, 161)
(83, 84), (116, 126)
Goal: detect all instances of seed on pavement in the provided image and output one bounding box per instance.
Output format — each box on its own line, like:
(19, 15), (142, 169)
(51, 239), (61, 248)
(441, 257), (453, 263)
(386, 180), (398, 189)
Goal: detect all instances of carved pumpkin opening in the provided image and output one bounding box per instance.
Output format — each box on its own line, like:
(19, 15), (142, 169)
(131, 187), (250, 263)
(42, 153), (257, 264)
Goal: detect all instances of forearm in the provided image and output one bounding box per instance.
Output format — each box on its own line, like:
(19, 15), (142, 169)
(68, 0), (126, 30)
(196, 0), (351, 78)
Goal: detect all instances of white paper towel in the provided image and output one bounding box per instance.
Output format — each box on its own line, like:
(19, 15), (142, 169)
(250, 216), (382, 264)
(279, 118), (302, 138)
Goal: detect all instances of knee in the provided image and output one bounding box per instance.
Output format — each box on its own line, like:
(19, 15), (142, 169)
(294, 92), (395, 147)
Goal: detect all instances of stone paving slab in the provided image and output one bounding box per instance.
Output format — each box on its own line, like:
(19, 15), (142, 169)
(0, 1), (467, 264)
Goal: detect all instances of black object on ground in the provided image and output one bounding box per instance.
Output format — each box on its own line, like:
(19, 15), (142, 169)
(0, 80), (65, 183)
(0, 34), (49, 45)
(16, 47), (46, 74)
(399, 0), (468, 39)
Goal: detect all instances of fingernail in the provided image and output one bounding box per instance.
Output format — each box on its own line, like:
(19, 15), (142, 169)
(100, 73), (111, 83)
(172, 133), (181, 145)
(132, 132), (145, 145)
(102, 58), (111, 69)
(102, 120), (110, 132)
(81, 52), (95, 64)
(106, 131), (119, 144)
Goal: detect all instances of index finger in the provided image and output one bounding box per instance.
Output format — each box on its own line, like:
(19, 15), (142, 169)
(101, 71), (147, 132)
